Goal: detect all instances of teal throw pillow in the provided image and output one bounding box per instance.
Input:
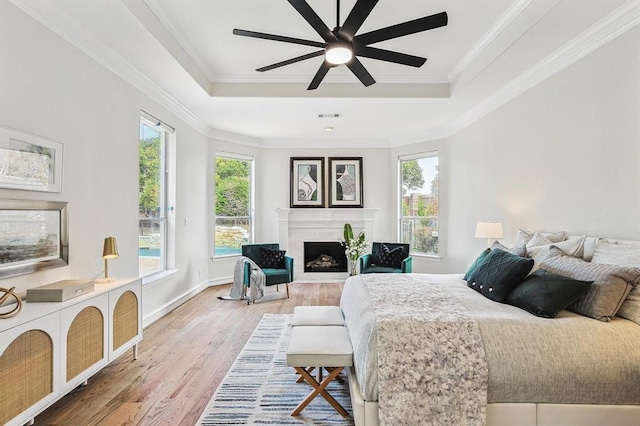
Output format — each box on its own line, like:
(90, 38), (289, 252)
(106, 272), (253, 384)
(467, 248), (534, 302)
(506, 270), (592, 318)
(464, 248), (491, 281)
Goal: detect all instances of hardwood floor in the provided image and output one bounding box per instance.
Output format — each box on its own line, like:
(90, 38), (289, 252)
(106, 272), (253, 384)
(35, 282), (344, 425)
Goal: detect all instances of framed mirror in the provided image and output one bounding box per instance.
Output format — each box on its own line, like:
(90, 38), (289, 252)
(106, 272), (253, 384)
(0, 199), (69, 279)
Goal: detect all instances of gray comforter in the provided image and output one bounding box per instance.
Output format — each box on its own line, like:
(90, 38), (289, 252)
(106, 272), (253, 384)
(340, 273), (640, 405)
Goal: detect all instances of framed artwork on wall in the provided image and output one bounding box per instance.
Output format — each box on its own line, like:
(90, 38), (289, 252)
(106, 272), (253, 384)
(0, 126), (64, 192)
(0, 199), (69, 279)
(328, 157), (363, 208)
(290, 157), (325, 208)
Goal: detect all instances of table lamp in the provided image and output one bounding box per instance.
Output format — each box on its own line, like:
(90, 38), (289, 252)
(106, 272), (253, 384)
(102, 236), (119, 281)
(475, 222), (503, 248)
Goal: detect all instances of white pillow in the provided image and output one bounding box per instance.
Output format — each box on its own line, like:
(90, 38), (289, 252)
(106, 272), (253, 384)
(525, 230), (567, 247)
(592, 241), (640, 267)
(527, 234), (586, 264)
(513, 229), (533, 247)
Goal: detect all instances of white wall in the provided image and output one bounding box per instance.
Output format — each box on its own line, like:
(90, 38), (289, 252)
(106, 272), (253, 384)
(257, 148), (395, 245)
(394, 27), (640, 274)
(0, 3), (211, 322)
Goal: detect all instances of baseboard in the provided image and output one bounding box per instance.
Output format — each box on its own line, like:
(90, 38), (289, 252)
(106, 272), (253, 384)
(142, 279), (210, 328)
(208, 277), (233, 286)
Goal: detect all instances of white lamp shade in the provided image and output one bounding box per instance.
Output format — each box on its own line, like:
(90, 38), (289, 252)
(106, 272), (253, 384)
(475, 222), (503, 239)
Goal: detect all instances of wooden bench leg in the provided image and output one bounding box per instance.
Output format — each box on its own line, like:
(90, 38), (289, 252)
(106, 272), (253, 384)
(292, 366), (348, 417)
(324, 367), (345, 383)
(296, 367), (344, 384)
(296, 366), (315, 383)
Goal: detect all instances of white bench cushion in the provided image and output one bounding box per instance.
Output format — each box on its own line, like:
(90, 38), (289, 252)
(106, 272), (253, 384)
(292, 306), (345, 326)
(287, 326), (353, 367)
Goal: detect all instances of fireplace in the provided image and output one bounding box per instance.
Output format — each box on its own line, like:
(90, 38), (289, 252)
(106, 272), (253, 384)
(274, 208), (377, 280)
(304, 242), (347, 273)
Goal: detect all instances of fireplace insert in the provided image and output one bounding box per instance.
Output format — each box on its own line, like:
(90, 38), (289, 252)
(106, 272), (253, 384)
(303, 242), (347, 273)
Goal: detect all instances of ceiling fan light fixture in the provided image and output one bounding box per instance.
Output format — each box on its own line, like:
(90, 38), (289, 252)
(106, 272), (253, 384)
(325, 43), (353, 65)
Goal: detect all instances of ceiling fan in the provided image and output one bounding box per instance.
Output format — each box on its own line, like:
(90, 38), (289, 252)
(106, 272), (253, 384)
(233, 0), (448, 90)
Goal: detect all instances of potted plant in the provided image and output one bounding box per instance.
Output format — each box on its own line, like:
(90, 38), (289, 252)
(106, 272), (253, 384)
(341, 223), (367, 275)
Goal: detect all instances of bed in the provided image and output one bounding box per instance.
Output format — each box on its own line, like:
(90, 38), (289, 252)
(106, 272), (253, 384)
(340, 237), (640, 426)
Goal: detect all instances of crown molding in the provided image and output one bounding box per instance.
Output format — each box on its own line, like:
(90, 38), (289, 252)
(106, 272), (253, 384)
(447, 0), (533, 83)
(8, 0), (261, 147)
(209, 73), (450, 85)
(142, 0), (217, 82)
(393, 0), (640, 147)
(266, 138), (391, 149)
(210, 82), (449, 98)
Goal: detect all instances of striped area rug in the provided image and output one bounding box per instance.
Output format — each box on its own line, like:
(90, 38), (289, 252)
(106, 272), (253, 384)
(197, 313), (354, 425)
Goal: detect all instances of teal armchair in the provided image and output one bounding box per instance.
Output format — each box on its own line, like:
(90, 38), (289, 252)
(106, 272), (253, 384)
(359, 242), (412, 274)
(241, 243), (293, 298)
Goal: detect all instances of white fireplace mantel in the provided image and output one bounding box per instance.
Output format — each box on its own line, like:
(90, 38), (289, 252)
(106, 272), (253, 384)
(274, 208), (378, 280)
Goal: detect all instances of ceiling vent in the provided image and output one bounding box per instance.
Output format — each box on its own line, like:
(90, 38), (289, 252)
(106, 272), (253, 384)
(318, 113), (342, 119)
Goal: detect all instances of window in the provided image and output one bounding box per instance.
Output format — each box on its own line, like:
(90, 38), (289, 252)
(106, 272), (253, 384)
(399, 153), (439, 256)
(214, 153), (253, 256)
(138, 113), (173, 276)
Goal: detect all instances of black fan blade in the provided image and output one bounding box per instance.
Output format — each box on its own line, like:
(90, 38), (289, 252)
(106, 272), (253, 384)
(340, 0), (379, 41)
(257, 51), (325, 72)
(288, 0), (337, 43)
(346, 57), (376, 87)
(307, 62), (331, 90)
(354, 45), (426, 67)
(233, 29), (325, 48)
(355, 11), (447, 45)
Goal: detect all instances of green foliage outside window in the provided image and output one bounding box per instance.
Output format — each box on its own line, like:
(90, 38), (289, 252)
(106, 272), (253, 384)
(214, 156), (251, 255)
(401, 160), (425, 195)
(139, 135), (160, 217)
(215, 157), (250, 216)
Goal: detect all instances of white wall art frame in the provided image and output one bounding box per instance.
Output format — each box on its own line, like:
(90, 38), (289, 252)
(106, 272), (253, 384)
(0, 126), (63, 192)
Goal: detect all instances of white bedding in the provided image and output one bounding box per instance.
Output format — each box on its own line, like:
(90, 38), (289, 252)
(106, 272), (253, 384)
(340, 273), (640, 406)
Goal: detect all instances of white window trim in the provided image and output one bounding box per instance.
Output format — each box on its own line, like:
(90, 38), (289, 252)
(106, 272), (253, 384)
(398, 151), (440, 257)
(213, 151), (255, 258)
(139, 112), (176, 276)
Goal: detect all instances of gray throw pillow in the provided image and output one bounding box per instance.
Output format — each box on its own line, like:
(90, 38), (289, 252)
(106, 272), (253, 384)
(540, 246), (640, 321)
(591, 241), (640, 325)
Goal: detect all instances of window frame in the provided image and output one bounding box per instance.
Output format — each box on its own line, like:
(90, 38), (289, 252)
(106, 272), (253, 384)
(213, 152), (254, 258)
(398, 151), (440, 258)
(138, 113), (175, 277)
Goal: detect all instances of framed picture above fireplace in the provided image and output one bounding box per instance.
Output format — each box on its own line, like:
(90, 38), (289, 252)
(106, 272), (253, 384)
(328, 157), (363, 208)
(290, 157), (325, 208)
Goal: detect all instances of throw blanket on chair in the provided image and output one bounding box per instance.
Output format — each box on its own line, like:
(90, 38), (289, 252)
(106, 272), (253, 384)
(219, 257), (266, 303)
(360, 274), (488, 426)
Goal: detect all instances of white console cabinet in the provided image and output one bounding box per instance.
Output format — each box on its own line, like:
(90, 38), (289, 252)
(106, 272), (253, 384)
(0, 278), (142, 426)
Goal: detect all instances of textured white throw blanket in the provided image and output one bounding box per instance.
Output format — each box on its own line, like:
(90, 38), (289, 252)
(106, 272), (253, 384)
(360, 274), (488, 426)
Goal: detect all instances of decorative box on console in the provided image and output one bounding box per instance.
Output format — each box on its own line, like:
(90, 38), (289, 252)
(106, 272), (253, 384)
(27, 279), (95, 302)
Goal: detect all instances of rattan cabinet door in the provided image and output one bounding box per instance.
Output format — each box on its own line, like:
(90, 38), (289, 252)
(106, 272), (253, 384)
(60, 293), (109, 393)
(0, 312), (60, 426)
(108, 279), (142, 361)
